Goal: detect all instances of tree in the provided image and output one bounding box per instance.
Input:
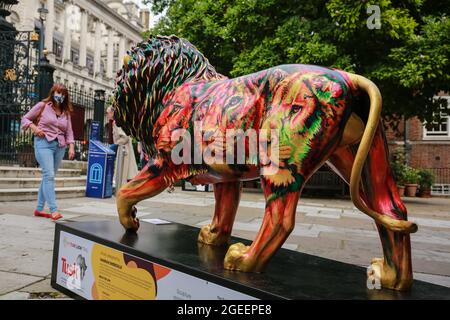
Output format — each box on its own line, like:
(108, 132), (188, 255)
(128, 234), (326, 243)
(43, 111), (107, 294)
(143, 0), (450, 123)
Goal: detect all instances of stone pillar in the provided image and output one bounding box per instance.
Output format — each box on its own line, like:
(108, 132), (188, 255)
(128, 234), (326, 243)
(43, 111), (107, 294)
(62, 3), (72, 62)
(44, 0), (55, 52)
(106, 27), (114, 79)
(94, 19), (102, 75)
(36, 60), (55, 101)
(79, 8), (88, 68)
(118, 36), (126, 63)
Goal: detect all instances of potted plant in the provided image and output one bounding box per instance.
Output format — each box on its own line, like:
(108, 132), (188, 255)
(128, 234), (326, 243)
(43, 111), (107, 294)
(417, 169), (435, 198)
(403, 166), (420, 197)
(391, 152), (406, 196)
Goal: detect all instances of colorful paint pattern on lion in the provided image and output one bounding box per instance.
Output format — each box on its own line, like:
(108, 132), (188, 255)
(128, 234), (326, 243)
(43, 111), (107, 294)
(112, 35), (417, 291)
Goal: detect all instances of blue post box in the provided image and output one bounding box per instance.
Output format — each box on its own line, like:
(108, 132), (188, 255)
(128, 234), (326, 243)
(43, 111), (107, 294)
(86, 140), (115, 198)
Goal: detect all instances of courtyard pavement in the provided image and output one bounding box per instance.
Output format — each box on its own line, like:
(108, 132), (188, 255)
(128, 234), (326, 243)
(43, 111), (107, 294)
(1, 188), (450, 299)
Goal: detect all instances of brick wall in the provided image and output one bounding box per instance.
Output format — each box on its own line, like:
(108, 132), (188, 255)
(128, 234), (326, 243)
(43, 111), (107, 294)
(410, 144), (450, 169)
(409, 117), (424, 141)
(385, 116), (450, 185)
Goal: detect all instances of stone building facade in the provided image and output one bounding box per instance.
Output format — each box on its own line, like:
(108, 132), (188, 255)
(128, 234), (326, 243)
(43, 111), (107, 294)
(8, 0), (150, 94)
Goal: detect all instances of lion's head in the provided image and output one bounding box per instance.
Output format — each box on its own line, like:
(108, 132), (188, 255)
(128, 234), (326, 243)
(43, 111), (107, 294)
(112, 35), (225, 156)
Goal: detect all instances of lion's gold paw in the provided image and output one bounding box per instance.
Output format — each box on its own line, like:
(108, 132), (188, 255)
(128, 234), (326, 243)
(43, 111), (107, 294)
(223, 243), (255, 272)
(367, 257), (412, 291)
(197, 224), (230, 246)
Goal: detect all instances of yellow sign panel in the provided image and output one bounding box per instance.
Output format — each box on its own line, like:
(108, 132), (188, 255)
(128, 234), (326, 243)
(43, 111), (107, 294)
(91, 244), (156, 300)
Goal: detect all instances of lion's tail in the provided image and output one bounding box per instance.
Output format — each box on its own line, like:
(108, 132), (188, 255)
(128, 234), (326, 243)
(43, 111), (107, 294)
(346, 73), (417, 234)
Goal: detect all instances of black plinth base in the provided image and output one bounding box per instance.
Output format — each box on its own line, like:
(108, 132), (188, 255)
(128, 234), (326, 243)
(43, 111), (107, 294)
(51, 220), (450, 300)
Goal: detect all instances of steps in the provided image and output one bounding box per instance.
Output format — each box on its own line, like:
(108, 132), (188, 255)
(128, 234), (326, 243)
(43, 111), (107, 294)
(0, 167), (82, 178)
(59, 160), (88, 175)
(0, 176), (87, 188)
(0, 163), (88, 202)
(0, 186), (86, 201)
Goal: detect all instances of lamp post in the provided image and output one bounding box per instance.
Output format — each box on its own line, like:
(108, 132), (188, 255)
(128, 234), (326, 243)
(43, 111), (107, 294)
(0, 0), (18, 32)
(94, 89), (106, 142)
(37, 3), (48, 63)
(35, 3), (54, 100)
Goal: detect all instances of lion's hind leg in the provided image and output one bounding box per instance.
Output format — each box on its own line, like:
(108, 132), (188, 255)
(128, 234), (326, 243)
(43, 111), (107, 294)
(328, 132), (413, 291)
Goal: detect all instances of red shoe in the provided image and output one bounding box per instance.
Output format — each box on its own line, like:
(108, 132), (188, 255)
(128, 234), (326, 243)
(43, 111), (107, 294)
(34, 209), (51, 218)
(50, 212), (63, 221)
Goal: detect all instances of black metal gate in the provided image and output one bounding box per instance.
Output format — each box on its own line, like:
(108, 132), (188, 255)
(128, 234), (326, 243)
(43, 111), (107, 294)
(0, 30), (39, 165)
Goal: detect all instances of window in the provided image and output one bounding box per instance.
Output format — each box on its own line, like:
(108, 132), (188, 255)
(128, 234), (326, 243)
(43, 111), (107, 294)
(100, 60), (105, 77)
(423, 96), (450, 139)
(53, 39), (63, 61)
(71, 48), (79, 65)
(432, 184), (450, 196)
(113, 58), (118, 74)
(86, 55), (94, 75)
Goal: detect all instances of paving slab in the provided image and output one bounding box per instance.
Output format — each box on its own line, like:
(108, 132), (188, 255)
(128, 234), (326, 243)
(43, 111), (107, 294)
(0, 271), (42, 295)
(0, 214), (54, 277)
(413, 273), (450, 288)
(0, 291), (31, 300)
(19, 278), (67, 297)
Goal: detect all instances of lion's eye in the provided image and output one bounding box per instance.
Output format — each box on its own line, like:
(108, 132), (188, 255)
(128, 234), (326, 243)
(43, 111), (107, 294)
(228, 96), (242, 106)
(291, 105), (302, 113)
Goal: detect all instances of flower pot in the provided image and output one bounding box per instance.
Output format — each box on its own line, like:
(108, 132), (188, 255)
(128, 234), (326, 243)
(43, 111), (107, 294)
(418, 188), (432, 198)
(405, 184), (418, 197)
(397, 185), (405, 197)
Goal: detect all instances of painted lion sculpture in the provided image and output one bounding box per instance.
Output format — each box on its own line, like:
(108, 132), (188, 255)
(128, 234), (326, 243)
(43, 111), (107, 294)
(112, 35), (417, 291)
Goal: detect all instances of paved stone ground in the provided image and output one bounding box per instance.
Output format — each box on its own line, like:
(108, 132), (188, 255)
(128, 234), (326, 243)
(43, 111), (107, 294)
(1, 188), (450, 299)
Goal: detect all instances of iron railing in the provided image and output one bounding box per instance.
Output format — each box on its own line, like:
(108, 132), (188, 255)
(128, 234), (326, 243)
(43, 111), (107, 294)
(426, 168), (450, 184)
(0, 31), (39, 166)
(66, 86), (110, 161)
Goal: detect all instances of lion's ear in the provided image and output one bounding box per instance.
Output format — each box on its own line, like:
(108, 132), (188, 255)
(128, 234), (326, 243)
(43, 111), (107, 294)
(309, 75), (343, 102)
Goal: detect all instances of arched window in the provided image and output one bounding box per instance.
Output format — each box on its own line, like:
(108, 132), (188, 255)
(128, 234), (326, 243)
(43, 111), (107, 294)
(89, 163), (103, 184)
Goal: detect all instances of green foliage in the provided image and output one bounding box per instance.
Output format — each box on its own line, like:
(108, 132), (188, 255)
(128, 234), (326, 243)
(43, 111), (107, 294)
(391, 150), (407, 186)
(417, 168), (435, 189)
(403, 166), (420, 185)
(144, 0), (450, 122)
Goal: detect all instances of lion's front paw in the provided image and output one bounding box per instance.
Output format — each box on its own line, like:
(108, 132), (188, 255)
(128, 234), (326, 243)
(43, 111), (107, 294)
(223, 243), (256, 272)
(367, 257), (412, 291)
(118, 206), (140, 232)
(197, 224), (230, 246)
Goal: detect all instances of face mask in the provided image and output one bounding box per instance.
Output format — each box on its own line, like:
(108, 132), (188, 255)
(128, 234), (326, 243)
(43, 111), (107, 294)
(54, 94), (65, 104)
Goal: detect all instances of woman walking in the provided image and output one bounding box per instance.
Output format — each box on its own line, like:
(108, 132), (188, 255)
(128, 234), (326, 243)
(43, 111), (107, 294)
(21, 83), (75, 220)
